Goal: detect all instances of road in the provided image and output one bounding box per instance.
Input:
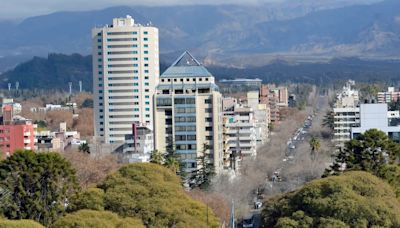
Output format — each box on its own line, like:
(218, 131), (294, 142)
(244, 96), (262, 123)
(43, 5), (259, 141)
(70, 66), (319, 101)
(236, 93), (331, 228)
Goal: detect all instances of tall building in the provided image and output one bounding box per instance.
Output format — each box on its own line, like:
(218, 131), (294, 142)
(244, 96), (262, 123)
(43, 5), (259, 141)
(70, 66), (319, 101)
(92, 16), (159, 143)
(154, 52), (223, 173)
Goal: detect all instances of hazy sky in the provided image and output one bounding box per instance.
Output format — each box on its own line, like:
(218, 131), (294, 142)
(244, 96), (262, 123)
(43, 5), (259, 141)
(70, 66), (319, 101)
(1, 0), (280, 20)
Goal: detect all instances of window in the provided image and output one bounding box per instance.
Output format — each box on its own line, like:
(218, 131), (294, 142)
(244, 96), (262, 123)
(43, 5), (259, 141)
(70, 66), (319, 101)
(144, 64), (149, 67)
(144, 31), (148, 35)
(205, 117), (213, 122)
(144, 44), (148, 48)
(206, 127), (213, 131)
(146, 114), (150, 118)
(205, 99), (212, 104)
(145, 89), (149, 92)
(144, 76), (149, 80)
(144, 37), (148, 41)
(144, 70), (149, 73)
(144, 51), (148, 54)
(174, 98), (185, 104)
(144, 57), (149, 61)
(145, 101), (150, 105)
(187, 135), (196, 140)
(145, 108), (150, 111)
(205, 108), (212, 113)
(145, 95), (150, 98)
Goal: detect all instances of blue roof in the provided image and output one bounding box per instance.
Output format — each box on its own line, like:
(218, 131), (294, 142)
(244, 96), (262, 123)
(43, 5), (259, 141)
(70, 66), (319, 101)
(161, 51), (213, 78)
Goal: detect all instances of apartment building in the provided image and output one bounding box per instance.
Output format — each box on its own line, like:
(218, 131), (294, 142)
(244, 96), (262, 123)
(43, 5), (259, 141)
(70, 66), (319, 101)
(247, 91), (270, 145)
(351, 103), (400, 142)
(92, 15), (159, 143)
(154, 52), (223, 173)
(333, 80), (360, 147)
(0, 105), (35, 156)
(377, 87), (400, 104)
(122, 124), (153, 163)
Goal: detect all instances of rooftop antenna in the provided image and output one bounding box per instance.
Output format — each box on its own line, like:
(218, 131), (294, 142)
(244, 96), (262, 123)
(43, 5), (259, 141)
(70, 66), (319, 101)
(15, 81), (19, 91)
(7, 83), (11, 91)
(68, 82), (72, 95)
(79, 81), (82, 93)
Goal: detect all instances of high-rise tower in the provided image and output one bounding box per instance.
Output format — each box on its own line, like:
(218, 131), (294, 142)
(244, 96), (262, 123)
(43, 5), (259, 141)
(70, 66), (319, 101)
(92, 16), (159, 143)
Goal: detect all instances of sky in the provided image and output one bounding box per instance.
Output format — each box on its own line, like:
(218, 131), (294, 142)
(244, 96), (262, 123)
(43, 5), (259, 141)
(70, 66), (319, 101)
(0, 0), (280, 20)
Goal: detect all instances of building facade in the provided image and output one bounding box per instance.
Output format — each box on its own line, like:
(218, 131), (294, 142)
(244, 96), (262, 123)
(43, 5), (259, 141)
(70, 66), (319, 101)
(351, 103), (400, 142)
(377, 87), (400, 104)
(92, 15), (159, 143)
(154, 52), (223, 173)
(122, 124), (154, 163)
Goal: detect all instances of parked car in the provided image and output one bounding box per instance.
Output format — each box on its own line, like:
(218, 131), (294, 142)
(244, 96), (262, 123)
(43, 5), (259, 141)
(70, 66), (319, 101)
(254, 201), (263, 209)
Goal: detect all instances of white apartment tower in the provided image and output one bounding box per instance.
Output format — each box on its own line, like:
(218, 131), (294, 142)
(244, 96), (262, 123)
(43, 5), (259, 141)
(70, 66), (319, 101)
(92, 16), (159, 143)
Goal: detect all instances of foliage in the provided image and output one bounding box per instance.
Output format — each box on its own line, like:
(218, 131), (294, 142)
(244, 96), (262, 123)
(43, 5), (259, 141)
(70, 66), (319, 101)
(149, 150), (164, 165)
(260, 171), (400, 228)
(98, 163), (220, 227)
(325, 129), (400, 176)
(78, 143), (90, 154)
(0, 219), (44, 228)
(378, 165), (400, 198)
(0, 53), (92, 91)
(322, 110), (334, 130)
(68, 188), (105, 212)
(0, 150), (78, 226)
(190, 144), (215, 190)
(81, 98), (93, 108)
(51, 209), (144, 228)
(309, 137), (321, 161)
(63, 151), (119, 188)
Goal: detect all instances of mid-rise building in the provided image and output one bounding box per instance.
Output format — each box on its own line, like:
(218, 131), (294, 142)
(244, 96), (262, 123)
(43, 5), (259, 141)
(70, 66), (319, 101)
(351, 103), (400, 142)
(122, 124), (153, 163)
(154, 52), (223, 173)
(0, 105), (35, 156)
(377, 87), (400, 104)
(247, 91), (270, 145)
(92, 15), (159, 143)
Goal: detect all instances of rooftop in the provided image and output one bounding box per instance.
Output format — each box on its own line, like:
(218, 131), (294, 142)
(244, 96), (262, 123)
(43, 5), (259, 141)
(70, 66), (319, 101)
(161, 51), (213, 78)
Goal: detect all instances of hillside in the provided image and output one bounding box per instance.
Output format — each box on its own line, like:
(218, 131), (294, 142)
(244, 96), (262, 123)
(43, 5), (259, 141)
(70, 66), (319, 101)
(1, 54), (400, 91)
(0, 54), (92, 91)
(0, 0), (398, 71)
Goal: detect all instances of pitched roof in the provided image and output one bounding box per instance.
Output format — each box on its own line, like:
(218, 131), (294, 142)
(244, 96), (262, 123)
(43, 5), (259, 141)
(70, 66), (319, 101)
(161, 51), (213, 78)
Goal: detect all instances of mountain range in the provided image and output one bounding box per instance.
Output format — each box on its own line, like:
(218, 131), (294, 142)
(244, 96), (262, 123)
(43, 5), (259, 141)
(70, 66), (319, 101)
(0, 0), (399, 71)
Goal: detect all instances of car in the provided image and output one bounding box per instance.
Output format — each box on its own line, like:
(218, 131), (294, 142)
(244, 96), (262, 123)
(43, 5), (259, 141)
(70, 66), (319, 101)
(243, 216), (255, 228)
(289, 144), (296, 149)
(254, 201), (263, 209)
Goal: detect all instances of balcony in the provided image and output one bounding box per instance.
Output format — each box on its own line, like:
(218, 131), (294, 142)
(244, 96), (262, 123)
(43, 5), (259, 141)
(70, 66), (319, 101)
(24, 132), (31, 137)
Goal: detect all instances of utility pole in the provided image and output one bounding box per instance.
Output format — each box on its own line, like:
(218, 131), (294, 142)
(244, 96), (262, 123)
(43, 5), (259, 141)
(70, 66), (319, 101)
(79, 80), (82, 93)
(68, 82), (72, 95)
(230, 200), (235, 228)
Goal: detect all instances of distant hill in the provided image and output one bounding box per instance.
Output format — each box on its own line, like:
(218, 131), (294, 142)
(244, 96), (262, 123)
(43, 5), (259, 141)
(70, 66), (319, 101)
(0, 54), (92, 91)
(0, 0), (398, 71)
(1, 53), (400, 91)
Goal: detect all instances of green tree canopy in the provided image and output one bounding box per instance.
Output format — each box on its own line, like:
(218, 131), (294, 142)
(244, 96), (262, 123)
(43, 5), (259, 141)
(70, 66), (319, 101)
(0, 150), (78, 226)
(261, 171), (400, 228)
(0, 219), (44, 228)
(51, 209), (144, 228)
(96, 163), (220, 227)
(325, 129), (400, 176)
(68, 188), (105, 212)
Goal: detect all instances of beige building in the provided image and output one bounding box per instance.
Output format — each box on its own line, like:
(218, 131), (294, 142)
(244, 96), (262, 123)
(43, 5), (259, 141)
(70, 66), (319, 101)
(92, 16), (159, 143)
(154, 52), (223, 173)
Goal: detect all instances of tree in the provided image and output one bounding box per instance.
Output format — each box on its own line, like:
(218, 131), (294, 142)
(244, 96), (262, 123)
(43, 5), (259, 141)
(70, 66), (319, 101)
(190, 144), (215, 190)
(309, 137), (320, 161)
(325, 129), (400, 176)
(0, 219), (44, 228)
(68, 188), (105, 212)
(149, 150), (164, 165)
(63, 150), (119, 188)
(81, 98), (93, 108)
(51, 210), (144, 228)
(78, 143), (90, 154)
(322, 110), (334, 130)
(0, 150), (78, 226)
(261, 171), (400, 227)
(98, 163), (220, 227)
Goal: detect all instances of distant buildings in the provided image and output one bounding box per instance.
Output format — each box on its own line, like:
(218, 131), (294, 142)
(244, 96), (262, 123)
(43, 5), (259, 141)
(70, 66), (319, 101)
(92, 15), (159, 144)
(259, 84), (288, 124)
(219, 78), (262, 91)
(154, 52), (223, 173)
(377, 87), (400, 104)
(35, 122), (83, 152)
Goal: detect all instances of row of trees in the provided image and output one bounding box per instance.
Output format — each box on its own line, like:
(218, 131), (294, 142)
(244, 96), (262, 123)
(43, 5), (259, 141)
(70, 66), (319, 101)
(261, 129), (400, 227)
(0, 150), (220, 227)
